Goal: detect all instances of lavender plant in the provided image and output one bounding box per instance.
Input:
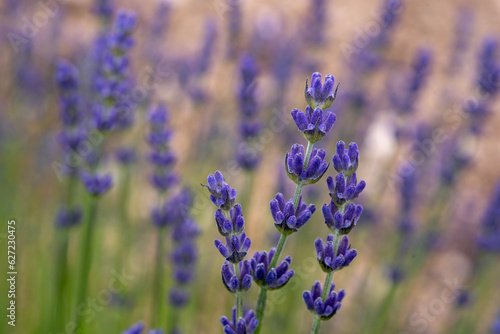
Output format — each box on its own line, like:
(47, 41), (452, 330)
(202, 171), (257, 333)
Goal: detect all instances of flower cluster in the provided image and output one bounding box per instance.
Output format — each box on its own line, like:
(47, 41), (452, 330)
(203, 171), (258, 333)
(250, 249), (294, 290)
(81, 171), (113, 196)
(315, 235), (357, 272)
(285, 144), (328, 185)
(303, 282), (345, 320)
(236, 54), (261, 170)
(147, 104), (177, 194)
(270, 193), (316, 235)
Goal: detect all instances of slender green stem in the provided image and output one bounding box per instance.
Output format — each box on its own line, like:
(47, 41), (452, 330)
(234, 263), (243, 319)
(254, 288), (268, 334)
(311, 255), (336, 333)
(74, 195), (99, 332)
(303, 141), (314, 168)
(311, 315), (322, 334)
(117, 166), (132, 271)
(151, 226), (165, 328)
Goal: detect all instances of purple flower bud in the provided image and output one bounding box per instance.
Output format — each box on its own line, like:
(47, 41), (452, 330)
(303, 281), (345, 320)
(304, 72), (340, 110)
(285, 144), (329, 185)
(250, 249), (294, 290)
(291, 106), (337, 144)
(315, 235), (357, 272)
(327, 174), (366, 208)
(270, 193), (316, 235)
(81, 171), (113, 196)
(221, 307), (259, 334)
(332, 141), (360, 176)
(121, 322), (145, 334)
(202, 171), (237, 211)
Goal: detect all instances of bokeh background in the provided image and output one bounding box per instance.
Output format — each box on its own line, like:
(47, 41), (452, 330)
(1, 0), (500, 333)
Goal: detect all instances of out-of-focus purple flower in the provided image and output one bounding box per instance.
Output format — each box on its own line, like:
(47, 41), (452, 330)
(220, 307), (259, 334)
(448, 9), (474, 72)
(315, 235), (357, 272)
(197, 19), (218, 76)
(389, 48), (433, 115)
(491, 311), (500, 334)
(478, 182), (500, 252)
(115, 147), (137, 165)
(151, 2), (171, 40)
(250, 249), (294, 290)
(55, 60), (82, 126)
(55, 207), (82, 228)
(202, 171), (237, 211)
(304, 72), (339, 110)
(169, 288), (190, 307)
(332, 141), (359, 177)
(81, 172), (113, 196)
(303, 281), (345, 320)
(270, 193), (316, 235)
(305, 0), (327, 46)
(477, 37), (500, 96)
(221, 260), (252, 293)
(292, 106), (336, 144)
(322, 202), (363, 234)
(225, 0), (241, 59)
(121, 322), (144, 334)
(326, 174), (366, 208)
(215, 232), (252, 264)
(285, 144), (329, 185)
(236, 54), (261, 171)
(93, 0), (114, 20)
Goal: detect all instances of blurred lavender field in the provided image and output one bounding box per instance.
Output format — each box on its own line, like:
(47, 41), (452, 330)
(0, 0), (500, 333)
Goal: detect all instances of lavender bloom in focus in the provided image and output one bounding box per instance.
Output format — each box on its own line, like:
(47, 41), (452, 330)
(214, 233), (252, 264)
(270, 193), (316, 235)
(291, 106), (336, 144)
(304, 72), (339, 110)
(322, 201), (363, 234)
(286, 144), (329, 185)
(332, 141), (359, 177)
(303, 281), (345, 320)
(202, 171), (237, 211)
(221, 260), (252, 292)
(315, 235), (357, 272)
(326, 173), (366, 208)
(220, 307), (259, 334)
(250, 249), (294, 290)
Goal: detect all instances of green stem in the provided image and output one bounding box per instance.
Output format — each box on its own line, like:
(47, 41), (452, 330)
(74, 195), (99, 332)
(117, 166), (132, 270)
(151, 227), (165, 328)
(303, 141), (314, 168)
(234, 263), (243, 319)
(311, 315), (322, 334)
(254, 288), (268, 334)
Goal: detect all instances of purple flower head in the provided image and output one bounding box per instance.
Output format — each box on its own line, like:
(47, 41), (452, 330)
(214, 232), (251, 264)
(315, 235), (357, 272)
(250, 249), (294, 290)
(197, 18), (218, 76)
(202, 171), (237, 211)
(478, 37), (500, 96)
(285, 144), (329, 185)
(115, 147), (137, 165)
(215, 204), (245, 237)
(55, 59), (82, 127)
(55, 206), (82, 228)
(332, 141), (359, 177)
(169, 288), (189, 307)
(121, 322), (144, 334)
(221, 260), (252, 293)
(326, 174), (366, 208)
(303, 281), (345, 320)
(322, 201), (363, 234)
(270, 193), (316, 235)
(172, 241), (197, 267)
(150, 173), (178, 192)
(304, 72), (339, 110)
(82, 171), (113, 196)
(220, 307), (259, 334)
(291, 106), (337, 144)
(109, 10), (137, 53)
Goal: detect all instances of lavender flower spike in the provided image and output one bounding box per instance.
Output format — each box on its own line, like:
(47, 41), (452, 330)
(202, 171), (237, 211)
(332, 141), (360, 177)
(286, 144), (329, 185)
(221, 307), (259, 334)
(315, 235), (357, 272)
(250, 249), (295, 290)
(291, 106), (337, 144)
(270, 193), (316, 235)
(322, 201), (363, 234)
(326, 173), (366, 208)
(81, 171), (113, 196)
(215, 204), (245, 237)
(305, 72), (339, 109)
(215, 232), (252, 263)
(221, 260), (252, 293)
(303, 281), (345, 320)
